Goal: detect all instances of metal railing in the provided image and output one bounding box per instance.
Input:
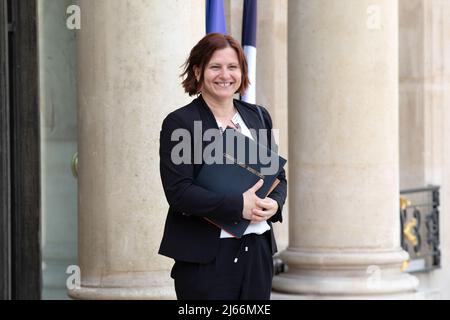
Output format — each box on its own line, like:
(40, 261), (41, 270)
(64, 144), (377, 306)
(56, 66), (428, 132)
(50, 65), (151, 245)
(400, 185), (441, 273)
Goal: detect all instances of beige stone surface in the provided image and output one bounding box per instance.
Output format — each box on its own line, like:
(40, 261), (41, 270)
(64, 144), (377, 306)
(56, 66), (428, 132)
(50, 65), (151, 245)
(399, 0), (426, 189)
(272, 0), (418, 296)
(256, 0), (289, 252)
(225, 0), (289, 251)
(68, 0), (450, 300)
(70, 0), (204, 299)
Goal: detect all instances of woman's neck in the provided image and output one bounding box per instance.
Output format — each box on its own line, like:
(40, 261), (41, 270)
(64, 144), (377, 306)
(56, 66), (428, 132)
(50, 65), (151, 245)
(202, 94), (236, 119)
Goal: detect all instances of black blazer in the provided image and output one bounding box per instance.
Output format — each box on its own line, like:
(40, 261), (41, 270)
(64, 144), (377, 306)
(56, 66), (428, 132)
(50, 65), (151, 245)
(158, 95), (287, 264)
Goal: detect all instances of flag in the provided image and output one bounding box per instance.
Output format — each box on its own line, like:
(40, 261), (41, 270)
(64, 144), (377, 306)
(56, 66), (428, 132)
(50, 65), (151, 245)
(206, 0), (226, 34)
(241, 0), (257, 103)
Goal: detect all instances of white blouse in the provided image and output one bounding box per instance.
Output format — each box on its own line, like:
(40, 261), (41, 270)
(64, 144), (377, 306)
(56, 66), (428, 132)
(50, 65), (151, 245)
(216, 111), (271, 239)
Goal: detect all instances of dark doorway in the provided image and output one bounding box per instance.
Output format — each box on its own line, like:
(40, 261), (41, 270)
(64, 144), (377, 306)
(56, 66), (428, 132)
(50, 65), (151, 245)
(0, 0), (41, 300)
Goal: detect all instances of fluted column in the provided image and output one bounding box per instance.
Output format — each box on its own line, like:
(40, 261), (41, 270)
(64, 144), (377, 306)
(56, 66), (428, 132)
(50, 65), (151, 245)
(272, 0), (419, 297)
(257, 0), (289, 251)
(68, 0), (204, 299)
(225, 0), (289, 250)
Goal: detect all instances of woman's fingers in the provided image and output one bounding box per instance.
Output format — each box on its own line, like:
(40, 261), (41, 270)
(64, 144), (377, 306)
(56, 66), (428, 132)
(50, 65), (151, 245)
(250, 208), (273, 223)
(256, 198), (277, 210)
(250, 198), (279, 222)
(252, 208), (269, 216)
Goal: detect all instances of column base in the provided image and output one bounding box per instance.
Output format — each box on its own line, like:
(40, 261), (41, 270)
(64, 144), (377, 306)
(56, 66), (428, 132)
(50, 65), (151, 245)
(67, 270), (176, 300)
(272, 247), (419, 296)
(271, 290), (437, 300)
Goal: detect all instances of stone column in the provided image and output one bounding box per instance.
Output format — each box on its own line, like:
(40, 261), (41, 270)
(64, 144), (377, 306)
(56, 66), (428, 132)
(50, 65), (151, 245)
(257, 0), (289, 251)
(225, 0), (289, 251)
(68, 0), (204, 299)
(272, 0), (419, 297)
(399, 0), (426, 190)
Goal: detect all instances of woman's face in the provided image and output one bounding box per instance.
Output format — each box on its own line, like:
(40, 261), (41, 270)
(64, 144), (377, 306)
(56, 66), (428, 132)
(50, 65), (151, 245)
(196, 47), (242, 103)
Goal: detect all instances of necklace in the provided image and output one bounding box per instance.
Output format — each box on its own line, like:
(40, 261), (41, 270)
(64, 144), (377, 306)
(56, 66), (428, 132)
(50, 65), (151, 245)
(217, 108), (241, 132)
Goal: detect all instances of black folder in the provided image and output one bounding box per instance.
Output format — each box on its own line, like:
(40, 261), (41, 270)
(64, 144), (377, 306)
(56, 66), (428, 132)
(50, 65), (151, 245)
(195, 128), (287, 238)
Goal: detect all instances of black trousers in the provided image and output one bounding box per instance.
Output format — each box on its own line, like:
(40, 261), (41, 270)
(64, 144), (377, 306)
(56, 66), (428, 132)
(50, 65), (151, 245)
(171, 232), (274, 300)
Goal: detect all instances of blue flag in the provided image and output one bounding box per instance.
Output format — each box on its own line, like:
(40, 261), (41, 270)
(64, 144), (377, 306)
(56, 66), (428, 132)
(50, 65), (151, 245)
(241, 0), (257, 103)
(206, 0), (227, 34)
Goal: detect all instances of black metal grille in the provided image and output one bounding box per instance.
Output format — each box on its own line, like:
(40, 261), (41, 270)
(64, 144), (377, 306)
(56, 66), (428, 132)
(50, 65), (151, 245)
(400, 186), (441, 272)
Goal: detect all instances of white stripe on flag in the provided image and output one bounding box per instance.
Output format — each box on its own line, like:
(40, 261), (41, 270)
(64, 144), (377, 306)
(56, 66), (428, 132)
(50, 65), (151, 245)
(242, 45), (256, 104)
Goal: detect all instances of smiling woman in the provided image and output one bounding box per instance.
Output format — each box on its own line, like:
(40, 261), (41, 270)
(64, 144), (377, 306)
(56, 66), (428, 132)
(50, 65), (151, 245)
(158, 33), (287, 300)
(181, 33), (249, 99)
(181, 33), (250, 130)
(195, 47), (242, 104)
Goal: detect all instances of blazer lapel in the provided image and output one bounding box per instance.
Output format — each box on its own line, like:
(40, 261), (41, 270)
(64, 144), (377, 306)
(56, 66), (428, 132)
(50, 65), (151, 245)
(196, 95), (219, 131)
(234, 99), (262, 141)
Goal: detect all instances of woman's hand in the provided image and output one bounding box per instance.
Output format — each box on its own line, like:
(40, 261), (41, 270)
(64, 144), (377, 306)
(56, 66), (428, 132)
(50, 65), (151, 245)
(250, 197), (279, 223)
(242, 179), (278, 223)
(242, 179), (264, 220)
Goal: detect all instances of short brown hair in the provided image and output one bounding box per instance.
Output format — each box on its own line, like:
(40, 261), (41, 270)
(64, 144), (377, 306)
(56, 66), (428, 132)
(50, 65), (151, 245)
(181, 33), (249, 96)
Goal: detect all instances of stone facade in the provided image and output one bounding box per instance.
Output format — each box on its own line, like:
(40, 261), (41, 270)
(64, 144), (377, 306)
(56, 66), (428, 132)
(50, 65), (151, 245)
(55, 0), (450, 299)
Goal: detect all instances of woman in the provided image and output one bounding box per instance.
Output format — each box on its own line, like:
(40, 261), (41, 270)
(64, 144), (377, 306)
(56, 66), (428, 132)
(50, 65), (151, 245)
(158, 33), (287, 300)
